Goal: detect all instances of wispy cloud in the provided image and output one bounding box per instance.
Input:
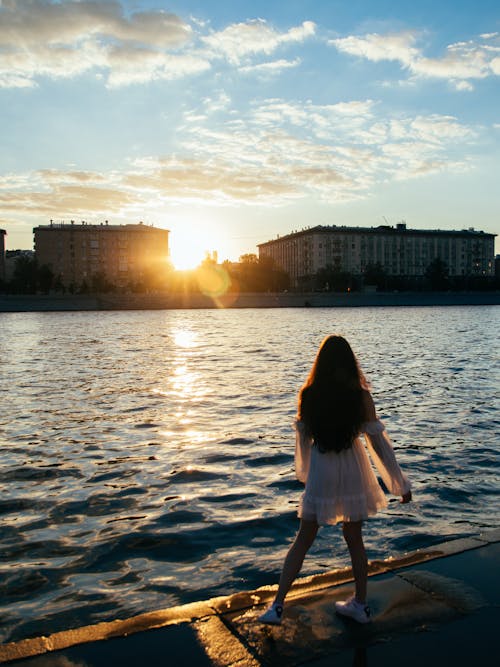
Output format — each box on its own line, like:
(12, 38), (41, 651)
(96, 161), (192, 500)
(330, 31), (500, 90)
(201, 19), (315, 64)
(0, 170), (134, 215)
(0, 94), (478, 227)
(239, 58), (301, 76)
(331, 31), (419, 66)
(105, 49), (210, 87)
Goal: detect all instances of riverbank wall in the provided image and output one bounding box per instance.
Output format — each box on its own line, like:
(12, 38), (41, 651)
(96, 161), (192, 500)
(0, 290), (499, 312)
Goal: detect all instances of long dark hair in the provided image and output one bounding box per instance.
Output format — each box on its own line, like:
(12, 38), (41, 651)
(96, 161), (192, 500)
(298, 335), (368, 452)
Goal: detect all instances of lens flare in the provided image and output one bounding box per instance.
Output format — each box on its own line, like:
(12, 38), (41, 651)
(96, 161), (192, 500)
(196, 264), (231, 298)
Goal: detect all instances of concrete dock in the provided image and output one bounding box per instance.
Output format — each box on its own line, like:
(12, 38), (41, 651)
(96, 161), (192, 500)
(1, 529), (498, 666)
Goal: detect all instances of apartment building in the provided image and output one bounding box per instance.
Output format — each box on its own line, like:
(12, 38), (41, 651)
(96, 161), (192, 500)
(34, 221), (169, 288)
(258, 223), (496, 286)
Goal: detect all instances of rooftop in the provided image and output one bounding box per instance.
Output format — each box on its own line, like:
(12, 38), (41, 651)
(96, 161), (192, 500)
(259, 224), (496, 246)
(34, 221), (169, 232)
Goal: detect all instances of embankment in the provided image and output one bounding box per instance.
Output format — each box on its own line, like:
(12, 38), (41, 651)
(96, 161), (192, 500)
(0, 290), (499, 312)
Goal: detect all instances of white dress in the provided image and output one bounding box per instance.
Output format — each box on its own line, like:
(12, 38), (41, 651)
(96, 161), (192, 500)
(295, 419), (411, 525)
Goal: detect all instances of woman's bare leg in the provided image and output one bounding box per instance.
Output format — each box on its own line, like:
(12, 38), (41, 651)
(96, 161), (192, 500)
(342, 521), (368, 603)
(274, 519), (319, 605)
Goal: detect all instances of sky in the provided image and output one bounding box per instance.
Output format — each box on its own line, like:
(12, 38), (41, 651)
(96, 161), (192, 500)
(1, 0), (499, 268)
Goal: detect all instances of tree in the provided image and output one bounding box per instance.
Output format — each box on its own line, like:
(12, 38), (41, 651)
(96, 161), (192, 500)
(53, 274), (65, 293)
(314, 265), (355, 292)
(12, 255), (37, 293)
(37, 264), (54, 294)
(363, 262), (387, 291)
(235, 254), (289, 292)
(91, 271), (115, 293)
(239, 253), (258, 264)
(258, 255), (289, 291)
(425, 258), (449, 291)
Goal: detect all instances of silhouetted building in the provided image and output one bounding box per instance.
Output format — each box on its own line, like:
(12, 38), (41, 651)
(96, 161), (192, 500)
(258, 223), (496, 287)
(34, 221), (169, 289)
(0, 229), (6, 282)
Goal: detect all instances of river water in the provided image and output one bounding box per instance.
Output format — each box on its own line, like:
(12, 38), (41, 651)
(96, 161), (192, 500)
(0, 306), (498, 643)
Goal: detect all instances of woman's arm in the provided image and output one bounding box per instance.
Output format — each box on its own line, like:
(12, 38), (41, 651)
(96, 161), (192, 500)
(361, 390), (377, 422)
(294, 420), (312, 483)
(361, 391), (412, 502)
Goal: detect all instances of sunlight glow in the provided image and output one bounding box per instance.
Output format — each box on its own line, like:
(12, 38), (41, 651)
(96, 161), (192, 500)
(173, 330), (197, 348)
(170, 227), (216, 270)
(171, 247), (204, 270)
(196, 264), (231, 298)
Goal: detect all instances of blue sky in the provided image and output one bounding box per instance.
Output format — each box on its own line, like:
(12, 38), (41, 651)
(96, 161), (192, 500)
(1, 0), (499, 267)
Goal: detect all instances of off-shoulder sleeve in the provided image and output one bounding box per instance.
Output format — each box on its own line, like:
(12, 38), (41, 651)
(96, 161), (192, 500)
(294, 420), (313, 483)
(362, 420), (411, 496)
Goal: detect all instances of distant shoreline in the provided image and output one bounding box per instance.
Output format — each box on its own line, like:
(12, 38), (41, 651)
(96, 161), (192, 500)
(1, 290), (499, 312)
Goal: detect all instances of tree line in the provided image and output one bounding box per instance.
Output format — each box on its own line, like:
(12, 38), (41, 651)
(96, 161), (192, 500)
(301, 258), (499, 292)
(1, 254), (497, 295)
(0, 253), (290, 295)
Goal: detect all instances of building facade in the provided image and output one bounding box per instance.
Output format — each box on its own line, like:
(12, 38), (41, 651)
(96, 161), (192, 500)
(258, 223), (496, 286)
(34, 221), (169, 288)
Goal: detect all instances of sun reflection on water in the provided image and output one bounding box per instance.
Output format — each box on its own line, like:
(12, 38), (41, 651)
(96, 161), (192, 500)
(152, 328), (215, 446)
(173, 329), (197, 348)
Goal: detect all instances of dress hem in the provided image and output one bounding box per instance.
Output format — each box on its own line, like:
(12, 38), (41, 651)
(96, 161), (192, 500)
(298, 504), (386, 526)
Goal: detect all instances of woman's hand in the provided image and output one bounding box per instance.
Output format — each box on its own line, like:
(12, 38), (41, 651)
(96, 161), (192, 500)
(401, 490), (412, 503)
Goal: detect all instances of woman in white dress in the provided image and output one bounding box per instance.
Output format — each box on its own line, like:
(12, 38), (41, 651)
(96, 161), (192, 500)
(259, 335), (412, 625)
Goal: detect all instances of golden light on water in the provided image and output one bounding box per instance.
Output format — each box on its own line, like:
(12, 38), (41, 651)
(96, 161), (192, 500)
(173, 329), (197, 348)
(153, 327), (213, 446)
(170, 364), (208, 402)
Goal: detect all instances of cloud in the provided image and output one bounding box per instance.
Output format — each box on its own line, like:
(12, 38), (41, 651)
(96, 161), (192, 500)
(486, 56), (500, 75)
(454, 80), (475, 92)
(202, 91), (232, 113)
(106, 48), (210, 87)
(0, 0), (199, 88)
(201, 19), (315, 64)
(330, 30), (500, 90)
(0, 169), (135, 216)
(0, 94), (479, 223)
(177, 100), (477, 199)
(0, 0), (191, 48)
(249, 99), (377, 142)
(389, 115), (474, 143)
(0, 3), (315, 88)
(126, 159), (301, 201)
(332, 31), (419, 66)
(239, 58), (301, 75)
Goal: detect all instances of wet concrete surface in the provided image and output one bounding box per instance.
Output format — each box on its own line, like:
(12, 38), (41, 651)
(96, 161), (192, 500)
(1, 532), (498, 666)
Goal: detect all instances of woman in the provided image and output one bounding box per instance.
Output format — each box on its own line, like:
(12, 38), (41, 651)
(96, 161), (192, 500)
(259, 335), (411, 625)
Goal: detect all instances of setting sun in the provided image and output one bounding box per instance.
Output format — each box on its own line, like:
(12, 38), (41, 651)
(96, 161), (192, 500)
(169, 223), (220, 270)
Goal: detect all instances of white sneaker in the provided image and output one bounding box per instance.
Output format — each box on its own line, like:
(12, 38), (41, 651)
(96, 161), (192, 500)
(335, 596), (371, 624)
(258, 602), (284, 625)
